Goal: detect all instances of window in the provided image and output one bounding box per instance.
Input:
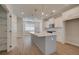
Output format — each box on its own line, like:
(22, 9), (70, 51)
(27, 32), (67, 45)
(23, 21), (35, 33)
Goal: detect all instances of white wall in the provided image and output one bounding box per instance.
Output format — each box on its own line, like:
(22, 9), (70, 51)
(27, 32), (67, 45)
(63, 6), (79, 21)
(54, 16), (64, 43)
(45, 18), (55, 28)
(42, 18), (55, 31)
(54, 6), (79, 44)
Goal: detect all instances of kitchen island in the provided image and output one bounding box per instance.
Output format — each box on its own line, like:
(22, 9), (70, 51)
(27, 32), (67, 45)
(31, 32), (56, 55)
(17, 31), (56, 55)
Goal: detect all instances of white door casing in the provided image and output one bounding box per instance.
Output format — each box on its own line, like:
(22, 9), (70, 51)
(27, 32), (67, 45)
(7, 13), (17, 52)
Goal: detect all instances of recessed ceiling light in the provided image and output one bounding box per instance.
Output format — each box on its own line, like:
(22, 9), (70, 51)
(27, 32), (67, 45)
(46, 14), (48, 16)
(52, 10), (56, 13)
(42, 12), (44, 15)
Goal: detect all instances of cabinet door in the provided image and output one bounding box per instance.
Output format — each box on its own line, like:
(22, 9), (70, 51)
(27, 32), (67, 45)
(46, 36), (56, 54)
(7, 13), (12, 52)
(0, 15), (7, 51)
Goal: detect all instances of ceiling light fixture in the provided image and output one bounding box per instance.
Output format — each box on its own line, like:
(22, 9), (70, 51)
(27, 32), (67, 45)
(41, 5), (45, 16)
(46, 14), (48, 16)
(52, 10), (56, 13)
(42, 12), (44, 15)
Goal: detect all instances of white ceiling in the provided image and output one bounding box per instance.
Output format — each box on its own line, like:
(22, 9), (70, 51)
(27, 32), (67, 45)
(10, 4), (79, 19)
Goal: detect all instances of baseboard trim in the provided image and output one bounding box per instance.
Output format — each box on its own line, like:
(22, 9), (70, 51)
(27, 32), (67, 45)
(0, 50), (7, 52)
(56, 40), (64, 44)
(66, 41), (79, 47)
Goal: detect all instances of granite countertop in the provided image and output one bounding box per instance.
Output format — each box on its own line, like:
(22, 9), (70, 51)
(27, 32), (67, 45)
(31, 31), (56, 37)
(17, 31), (56, 37)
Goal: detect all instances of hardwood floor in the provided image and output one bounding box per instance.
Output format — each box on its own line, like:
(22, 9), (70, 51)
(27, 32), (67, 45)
(0, 37), (79, 55)
(56, 42), (79, 55)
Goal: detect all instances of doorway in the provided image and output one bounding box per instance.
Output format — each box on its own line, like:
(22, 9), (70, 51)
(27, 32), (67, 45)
(64, 18), (79, 47)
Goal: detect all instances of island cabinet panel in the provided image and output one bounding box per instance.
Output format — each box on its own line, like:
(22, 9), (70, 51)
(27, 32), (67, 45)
(32, 33), (56, 55)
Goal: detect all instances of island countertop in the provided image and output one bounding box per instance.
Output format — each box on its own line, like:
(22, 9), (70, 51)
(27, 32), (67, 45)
(17, 31), (56, 37)
(31, 31), (56, 37)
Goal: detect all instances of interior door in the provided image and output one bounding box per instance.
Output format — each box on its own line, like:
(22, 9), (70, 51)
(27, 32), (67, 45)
(65, 18), (79, 46)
